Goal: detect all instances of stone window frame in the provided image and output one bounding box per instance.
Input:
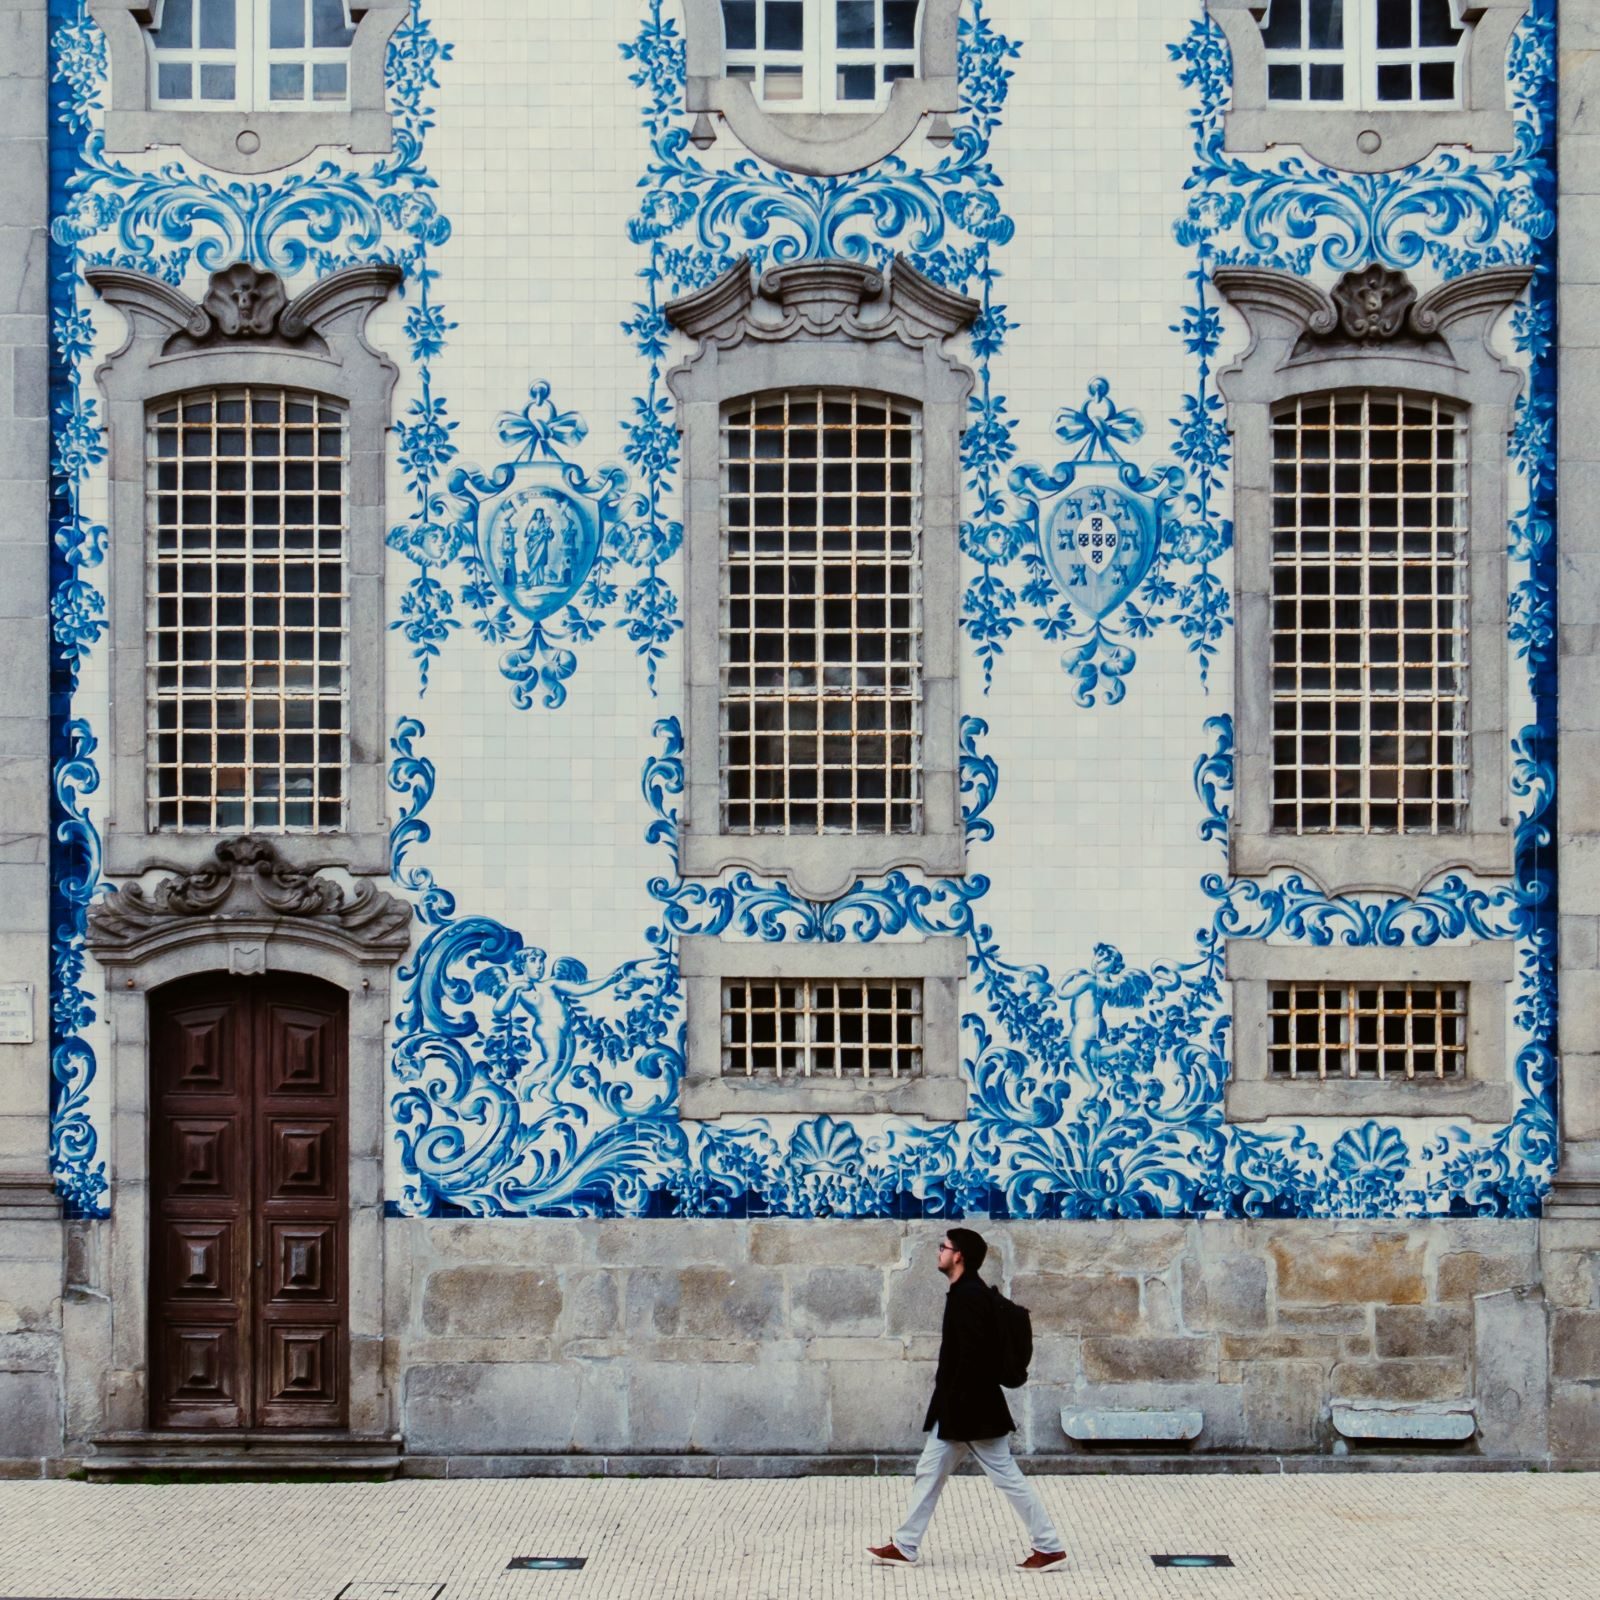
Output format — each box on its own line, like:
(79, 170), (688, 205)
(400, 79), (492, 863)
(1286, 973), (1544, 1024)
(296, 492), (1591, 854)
(678, 933), (966, 1120)
(1206, 0), (1528, 173)
(1225, 937), (1515, 1122)
(1214, 262), (1531, 897)
(81, 835), (411, 1441)
(85, 260), (402, 878)
(682, 0), (960, 175)
(89, 0), (407, 175)
(664, 256), (978, 901)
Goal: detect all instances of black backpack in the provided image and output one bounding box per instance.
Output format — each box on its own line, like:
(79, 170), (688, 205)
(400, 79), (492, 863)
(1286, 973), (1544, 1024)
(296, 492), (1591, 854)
(989, 1283), (1033, 1388)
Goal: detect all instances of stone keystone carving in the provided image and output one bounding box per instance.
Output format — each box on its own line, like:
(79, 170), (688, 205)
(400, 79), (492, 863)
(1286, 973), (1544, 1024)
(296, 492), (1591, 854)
(201, 262), (290, 339)
(87, 835), (412, 963)
(1323, 264), (1420, 342)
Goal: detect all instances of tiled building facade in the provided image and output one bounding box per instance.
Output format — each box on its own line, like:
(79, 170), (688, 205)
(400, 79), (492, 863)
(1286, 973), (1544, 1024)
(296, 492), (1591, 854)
(1, 0), (1598, 1474)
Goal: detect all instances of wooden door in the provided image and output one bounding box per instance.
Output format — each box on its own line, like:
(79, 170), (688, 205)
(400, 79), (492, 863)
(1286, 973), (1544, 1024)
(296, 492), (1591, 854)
(149, 974), (348, 1430)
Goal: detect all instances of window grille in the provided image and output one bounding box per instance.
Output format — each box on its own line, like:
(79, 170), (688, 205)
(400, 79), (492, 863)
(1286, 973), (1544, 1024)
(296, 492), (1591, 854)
(1267, 981), (1466, 1080)
(721, 389), (922, 837)
(721, 977), (923, 1079)
(148, 0), (357, 110)
(720, 0), (920, 111)
(1261, 0), (1463, 106)
(148, 388), (348, 832)
(1270, 390), (1468, 835)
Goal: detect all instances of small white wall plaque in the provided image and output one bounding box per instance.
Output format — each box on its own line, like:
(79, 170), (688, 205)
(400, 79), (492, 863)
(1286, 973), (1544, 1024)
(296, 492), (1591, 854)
(0, 984), (35, 1044)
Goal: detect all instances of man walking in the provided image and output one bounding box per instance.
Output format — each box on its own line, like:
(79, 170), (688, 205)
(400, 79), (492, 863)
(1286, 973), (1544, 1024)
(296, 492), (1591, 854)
(868, 1227), (1068, 1572)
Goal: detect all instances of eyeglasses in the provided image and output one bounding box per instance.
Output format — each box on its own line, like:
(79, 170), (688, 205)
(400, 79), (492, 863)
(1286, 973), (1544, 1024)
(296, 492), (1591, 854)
(938, 1242), (953, 1252)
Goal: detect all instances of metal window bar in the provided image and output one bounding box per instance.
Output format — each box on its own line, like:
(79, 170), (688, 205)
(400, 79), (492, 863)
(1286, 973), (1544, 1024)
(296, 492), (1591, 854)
(721, 977), (923, 1079)
(1270, 390), (1469, 835)
(720, 1), (920, 112)
(147, 386), (349, 833)
(1267, 981), (1466, 1080)
(720, 388), (923, 837)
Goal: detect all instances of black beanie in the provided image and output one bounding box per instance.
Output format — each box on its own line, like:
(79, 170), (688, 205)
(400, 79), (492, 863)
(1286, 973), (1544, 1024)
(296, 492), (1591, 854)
(946, 1226), (988, 1274)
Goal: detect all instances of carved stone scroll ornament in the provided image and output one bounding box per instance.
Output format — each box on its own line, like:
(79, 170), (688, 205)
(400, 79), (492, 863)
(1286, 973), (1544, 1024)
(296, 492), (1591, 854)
(85, 260), (404, 356)
(86, 835), (412, 964)
(1321, 264), (1420, 342)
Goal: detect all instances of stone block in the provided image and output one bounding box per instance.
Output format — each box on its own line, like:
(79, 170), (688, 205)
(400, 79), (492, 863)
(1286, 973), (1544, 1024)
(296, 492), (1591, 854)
(1007, 1221), (1188, 1275)
(884, 1262), (945, 1337)
(1548, 1383), (1600, 1462)
(1218, 1333), (1342, 1365)
(626, 1362), (704, 1451)
(1539, 1250), (1599, 1310)
(1241, 1360), (1325, 1452)
(1373, 1306), (1471, 1360)
(1060, 1407), (1202, 1443)
(624, 1265), (783, 1341)
(1081, 1336), (1216, 1383)
(1436, 1250), (1537, 1302)
(0, 1257), (57, 1331)
(1329, 1359), (1468, 1402)
(403, 1361), (625, 1454)
(1269, 1230), (1426, 1307)
(1180, 1255), (1269, 1334)
(790, 1266), (884, 1336)
(422, 1219), (587, 1266)
(0, 1367), (57, 1460)
(749, 1219), (903, 1266)
(596, 1219), (748, 1266)
(1061, 1380), (1249, 1451)
(1013, 1272), (1141, 1335)
(827, 1358), (930, 1452)
(420, 1266), (561, 1339)
(555, 1270), (621, 1342)
(1474, 1287), (1548, 1461)
(1550, 1309), (1600, 1380)
(691, 1360), (829, 1453)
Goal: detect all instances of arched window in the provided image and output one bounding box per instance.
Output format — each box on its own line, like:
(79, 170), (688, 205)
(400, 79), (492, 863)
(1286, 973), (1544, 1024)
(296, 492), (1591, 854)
(719, 0), (921, 114)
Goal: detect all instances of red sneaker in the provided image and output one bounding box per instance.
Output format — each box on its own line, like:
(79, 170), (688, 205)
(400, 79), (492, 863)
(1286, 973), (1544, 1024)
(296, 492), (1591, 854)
(1019, 1549), (1069, 1572)
(868, 1542), (916, 1565)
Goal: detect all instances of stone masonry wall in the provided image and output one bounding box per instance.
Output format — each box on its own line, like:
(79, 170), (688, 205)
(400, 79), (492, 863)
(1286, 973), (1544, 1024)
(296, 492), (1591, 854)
(392, 1218), (1554, 1470)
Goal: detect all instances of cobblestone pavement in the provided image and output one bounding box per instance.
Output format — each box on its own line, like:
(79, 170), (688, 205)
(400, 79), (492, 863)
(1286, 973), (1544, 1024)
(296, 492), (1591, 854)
(0, 1473), (1596, 1600)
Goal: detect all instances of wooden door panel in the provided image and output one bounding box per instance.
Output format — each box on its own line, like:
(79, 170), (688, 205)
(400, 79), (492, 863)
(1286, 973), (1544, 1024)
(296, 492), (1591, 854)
(151, 975), (347, 1431)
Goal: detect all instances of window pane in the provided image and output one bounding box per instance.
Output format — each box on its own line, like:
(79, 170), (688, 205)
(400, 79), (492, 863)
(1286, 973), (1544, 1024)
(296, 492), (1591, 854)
(1260, 0), (1302, 50)
(838, 65), (875, 99)
(150, 0), (194, 48)
(1419, 59), (1455, 100)
(199, 62), (236, 99)
(270, 0), (306, 48)
(1376, 0), (1411, 49)
(883, 0), (919, 49)
(312, 62), (347, 100)
(1418, 0), (1462, 46)
(765, 0), (804, 50)
(1307, 0), (1343, 49)
(157, 61), (193, 100)
(198, 0), (236, 49)
(1267, 62), (1302, 100)
(270, 62), (306, 99)
(837, 1), (874, 48)
(1376, 62), (1411, 100)
(1308, 62), (1344, 99)
(722, 0), (756, 49)
(764, 63), (804, 99)
(312, 0), (357, 47)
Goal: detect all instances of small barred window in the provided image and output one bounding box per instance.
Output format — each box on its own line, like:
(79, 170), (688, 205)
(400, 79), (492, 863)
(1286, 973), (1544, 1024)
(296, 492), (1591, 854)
(722, 977), (923, 1079)
(148, 388), (347, 832)
(721, 389), (922, 836)
(721, 0), (920, 111)
(148, 0), (357, 110)
(1261, 0), (1463, 107)
(1268, 981), (1466, 1080)
(1270, 390), (1468, 834)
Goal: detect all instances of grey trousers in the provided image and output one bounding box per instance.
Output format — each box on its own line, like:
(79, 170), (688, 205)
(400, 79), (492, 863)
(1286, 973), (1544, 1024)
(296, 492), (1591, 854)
(891, 1426), (1065, 1559)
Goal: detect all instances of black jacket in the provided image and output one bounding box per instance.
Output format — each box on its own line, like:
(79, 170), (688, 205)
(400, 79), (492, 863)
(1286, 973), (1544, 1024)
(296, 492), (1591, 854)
(921, 1271), (1016, 1441)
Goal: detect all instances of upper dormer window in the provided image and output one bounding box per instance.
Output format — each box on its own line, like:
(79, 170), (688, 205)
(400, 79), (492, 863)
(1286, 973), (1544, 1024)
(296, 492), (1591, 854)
(1259, 0), (1465, 108)
(147, 0), (357, 111)
(720, 0), (920, 113)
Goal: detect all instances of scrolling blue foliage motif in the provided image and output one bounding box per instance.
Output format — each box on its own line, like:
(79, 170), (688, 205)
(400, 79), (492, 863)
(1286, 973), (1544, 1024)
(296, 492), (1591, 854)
(47, 1), (1558, 1222)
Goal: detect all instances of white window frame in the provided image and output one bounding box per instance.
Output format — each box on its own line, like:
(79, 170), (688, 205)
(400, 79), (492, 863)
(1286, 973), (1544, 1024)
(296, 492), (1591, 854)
(1259, 0), (1468, 111)
(682, 0), (960, 176)
(1206, 0), (1527, 172)
(147, 0), (360, 114)
(90, 0), (406, 175)
(720, 0), (921, 115)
